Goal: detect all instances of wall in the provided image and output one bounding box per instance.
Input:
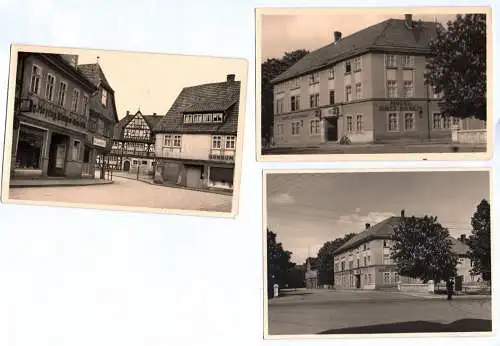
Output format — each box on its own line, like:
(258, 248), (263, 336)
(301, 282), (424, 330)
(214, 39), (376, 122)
(156, 133), (213, 160)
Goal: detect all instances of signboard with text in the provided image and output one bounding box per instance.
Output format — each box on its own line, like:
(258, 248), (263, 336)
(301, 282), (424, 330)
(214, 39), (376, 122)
(93, 137), (107, 148)
(378, 100), (423, 112)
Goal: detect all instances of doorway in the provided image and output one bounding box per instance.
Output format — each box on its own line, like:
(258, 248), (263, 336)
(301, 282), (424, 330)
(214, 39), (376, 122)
(123, 161), (130, 171)
(325, 117), (338, 141)
(48, 133), (68, 176)
(185, 165), (203, 188)
(355, 274), (361, 289)
(454, 275), (463, 291)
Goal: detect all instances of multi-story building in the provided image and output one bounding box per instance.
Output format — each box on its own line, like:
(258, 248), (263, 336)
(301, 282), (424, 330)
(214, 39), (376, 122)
(108, 110), (163, 174)
(77, 61), (119, 177)
(271, 14), (486, 148)
(153, 74), (240, 191)
(305, 257), (319, 289)
(10, 52), (97, 179)
(333, 210), (477, 290)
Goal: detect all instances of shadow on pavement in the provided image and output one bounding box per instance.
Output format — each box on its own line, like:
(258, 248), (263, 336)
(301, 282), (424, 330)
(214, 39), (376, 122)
(318, 319), (492, 334)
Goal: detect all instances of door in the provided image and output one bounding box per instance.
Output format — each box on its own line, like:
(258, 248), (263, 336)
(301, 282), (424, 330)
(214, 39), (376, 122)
(355, 275), (361, 289)
(123, 161), (130, 171)
(185, 165), (203, 188)
(48, 133), (67, 176)
(455, 275), (463, 291)
(326, 117), (338, 141)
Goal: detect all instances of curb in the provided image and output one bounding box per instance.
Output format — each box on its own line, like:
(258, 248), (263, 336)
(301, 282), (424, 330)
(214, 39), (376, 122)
(10, 181), (114, 188)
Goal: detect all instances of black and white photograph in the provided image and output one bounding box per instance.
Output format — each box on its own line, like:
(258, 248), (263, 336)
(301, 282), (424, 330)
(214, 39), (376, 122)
(1, 44), (247, 216)
(257, 8), (492, 161)
(264, 169), (492, 337)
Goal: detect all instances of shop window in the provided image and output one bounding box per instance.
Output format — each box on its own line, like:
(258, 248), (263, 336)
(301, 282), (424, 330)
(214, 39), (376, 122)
(15, 125), (45, 169)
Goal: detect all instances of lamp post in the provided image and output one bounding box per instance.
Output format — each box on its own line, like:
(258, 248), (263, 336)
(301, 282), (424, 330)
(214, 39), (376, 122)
(136, 161), (140, 180)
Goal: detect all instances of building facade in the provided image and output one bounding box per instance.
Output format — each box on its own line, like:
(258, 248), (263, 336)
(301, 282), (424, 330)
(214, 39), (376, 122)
(108, 110), (163, 174)
(77, 62), (119, 176)
(305, 257), (319, 289)
(333, 211), (477, 290)
(10, 52), (97, 179)
(271, 15), (486, 148)
(153, 74), (240, 192)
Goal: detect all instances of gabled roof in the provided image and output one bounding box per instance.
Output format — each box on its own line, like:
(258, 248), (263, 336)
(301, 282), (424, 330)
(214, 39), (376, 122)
(154, 79), (241, 135)
(77, 63), (114, 92)
(334, 216), (470, 256)
(143, 115), (163, 129)
(113, 111), (162, 140)
(272, 18), (438, 84)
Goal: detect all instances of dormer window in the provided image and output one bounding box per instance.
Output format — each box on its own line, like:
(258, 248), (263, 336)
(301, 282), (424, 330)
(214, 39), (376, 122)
(101, 88), (108, 107)
(183, 112), (224, 124)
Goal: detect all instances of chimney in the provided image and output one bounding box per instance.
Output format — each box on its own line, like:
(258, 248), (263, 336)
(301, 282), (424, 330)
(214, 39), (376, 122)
(334, 31), (342, 43)
(227, 74), (235, 82)
(401, 209), (405, 218)
(126, 110), (130, 116)
(153, 112), (157, 116)
(404, 14), (413, 28)
(365, 223), (371, 230)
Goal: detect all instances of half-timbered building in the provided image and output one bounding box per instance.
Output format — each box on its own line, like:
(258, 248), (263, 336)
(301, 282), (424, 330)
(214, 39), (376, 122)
(108, 110), (163, 174)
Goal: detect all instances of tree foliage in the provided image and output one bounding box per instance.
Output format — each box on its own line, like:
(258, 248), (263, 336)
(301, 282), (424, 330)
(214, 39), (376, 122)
(287, 265), (306, 288)
(261, 49), (310, 143)
(317, 233), (357, 285)
(468, 199), (491, 280)
(425, 14), (487, 121)
(391, 215), (458, 283)
(267, 229), (295, 296)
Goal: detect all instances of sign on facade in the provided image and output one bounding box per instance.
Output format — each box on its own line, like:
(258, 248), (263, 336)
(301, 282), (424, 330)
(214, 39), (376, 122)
(93, 137), (107, 148)
(378, 100), (423, 112)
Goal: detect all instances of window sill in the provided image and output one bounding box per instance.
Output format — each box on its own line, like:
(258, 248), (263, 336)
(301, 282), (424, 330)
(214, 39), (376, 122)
(385, 66), (398, 69)
(353, 69), (362, 73)
(402, 66), (415, 70)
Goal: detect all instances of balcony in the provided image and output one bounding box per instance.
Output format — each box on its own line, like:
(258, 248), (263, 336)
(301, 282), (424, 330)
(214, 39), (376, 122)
(19, 92), (88, 134)
(209, 149), (235, 162)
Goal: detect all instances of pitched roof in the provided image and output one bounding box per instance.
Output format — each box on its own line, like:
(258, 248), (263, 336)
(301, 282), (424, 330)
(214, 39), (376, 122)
(334, 216), (470, 256)
(77, 63), (114, 92)
(272, 18), (438, 84)
(154, 79), (241, 134)
(143, 115), (163, 129)
(112, 111), (162, 140)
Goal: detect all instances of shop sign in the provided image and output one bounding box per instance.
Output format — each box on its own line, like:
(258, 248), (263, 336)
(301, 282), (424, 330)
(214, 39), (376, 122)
(378, 100), (423, 112)
(93, 136), (107, 148)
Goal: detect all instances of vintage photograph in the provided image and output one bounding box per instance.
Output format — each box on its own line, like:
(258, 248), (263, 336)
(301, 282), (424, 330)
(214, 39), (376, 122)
(264, 169), (492, 337)
(1, 45), (247, 216)
(257, 8), (491, 160)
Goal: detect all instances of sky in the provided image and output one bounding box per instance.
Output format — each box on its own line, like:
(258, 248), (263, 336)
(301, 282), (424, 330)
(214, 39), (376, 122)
(260, 13), (458, 62)
(75, 50), (247, 120)
(266, 170), (490, 264)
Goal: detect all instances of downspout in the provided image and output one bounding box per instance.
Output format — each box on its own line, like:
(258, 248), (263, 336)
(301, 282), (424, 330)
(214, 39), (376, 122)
(426, 81), (431, 141)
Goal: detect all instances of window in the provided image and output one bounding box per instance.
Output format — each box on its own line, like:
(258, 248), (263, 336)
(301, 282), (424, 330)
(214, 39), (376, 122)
(345, 85), (352, 102)
(341, 262), (345, 271)
(402, 55), (414, 68)
(290, 95), (300, 111)
(71, 88), (80, 112)
(203, 113), (211, 122)
(348, 261), (353, 269)
(383, 240), (388, 247)
(403, 80), (413, 97)
(225, 136), (236, 149)
(329, 90), (335, 105)
(213, 113), (223, 122)
(309, 119), (320, 136)
(356, 114), (364, 132)
(388, 112), (399, 132)
(329, 67), (335, 79)
(29, 65), (42, 94)
(404, 112), (416, 131)
(345, 60), (351, 74)
(194, 114), (203, 123)
(368, 274), (372, 284)
(276, 98), (284, 114)
(101, 88), (108, 107)
(133, 160), (138, 164)
(15, 125), (45, 169)
(367, 256), (371, 265)
(443, 116), (453, 129)
(45, 73), (56, 101)
(82, 94), (89, 116)
(387, 80), (397, 98)
(309, 93), (319, 108)
(452, 117), (461, 128)
(353, 57), (362, 71)
(72, 140), (80, 161)
(212, 135), (222, 149)
(276, 123), (284, 138)
(309, 72), (319, 84)
(433, 112), (442, 129)
(383, 272), (391, 284)
(383, 254), (391, 265)
(164, 135), (172, 147)
(355, 83), (362, 99)
(364, 257), (367, 266)
(142, 160), (147, 165)
(346, 115), (353, 133)
(385, 54), (397, 68)
(291, 121), (301, 136)
(394, 272), (399, 283)
(184, 114), (193, 123)
(356, 259), (360, 268)
(173, 135), (182, 147)
(57, 81), (67, 107)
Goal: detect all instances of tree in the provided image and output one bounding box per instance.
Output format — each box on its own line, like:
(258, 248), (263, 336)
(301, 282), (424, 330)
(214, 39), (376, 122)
(468, 199), (491, 281)
(391, 215), (458, 283)
(287, 265), (306, 288)
(425, 14), (487, 121)
(267, 229), (295, 297)
(317, 233), (357, 286)
(261, 49), (310, 144)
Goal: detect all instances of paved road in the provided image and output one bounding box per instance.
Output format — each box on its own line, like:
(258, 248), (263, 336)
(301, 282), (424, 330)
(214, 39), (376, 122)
(267, 290), (491, 335)
(8, 176), (233, 213)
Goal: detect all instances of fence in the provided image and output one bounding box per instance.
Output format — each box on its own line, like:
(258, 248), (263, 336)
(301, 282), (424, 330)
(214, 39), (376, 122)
(452, 128), (487, 145)
(435, 280), (491, 294)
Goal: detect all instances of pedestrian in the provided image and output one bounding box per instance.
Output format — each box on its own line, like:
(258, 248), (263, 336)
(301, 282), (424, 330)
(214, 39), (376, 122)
(446, 278), (454, 300)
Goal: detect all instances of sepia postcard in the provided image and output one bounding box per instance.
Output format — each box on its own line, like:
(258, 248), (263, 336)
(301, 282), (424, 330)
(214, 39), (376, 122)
(1, 44), (248, 218)
(263, 168), (493, 339)
(256, 7), (493, 162)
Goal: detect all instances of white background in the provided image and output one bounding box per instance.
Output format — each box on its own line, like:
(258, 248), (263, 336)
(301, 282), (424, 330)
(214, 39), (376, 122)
(0, 1), (497, 346)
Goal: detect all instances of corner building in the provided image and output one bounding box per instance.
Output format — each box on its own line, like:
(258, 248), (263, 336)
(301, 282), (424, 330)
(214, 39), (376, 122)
(271, 15), (486, 147)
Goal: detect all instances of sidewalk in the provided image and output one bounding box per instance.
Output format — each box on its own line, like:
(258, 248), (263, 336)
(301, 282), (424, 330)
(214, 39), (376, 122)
(10, 178), (113, 188)
(398, 291), (492, 300)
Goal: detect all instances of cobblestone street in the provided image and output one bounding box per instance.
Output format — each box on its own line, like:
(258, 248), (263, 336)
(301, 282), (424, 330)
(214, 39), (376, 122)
(8, 176), (233, 213)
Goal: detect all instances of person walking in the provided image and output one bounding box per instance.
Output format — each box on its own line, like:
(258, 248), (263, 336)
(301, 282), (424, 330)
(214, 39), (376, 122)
(446, 278), (455, 300)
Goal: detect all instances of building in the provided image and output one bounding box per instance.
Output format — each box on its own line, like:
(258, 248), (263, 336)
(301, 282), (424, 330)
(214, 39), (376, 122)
(271, 14), (486, 148)
(333, 210), (477, 290)
(108, 110), (163, 174)
(77, 61), (119, 176)
(153, 74), (240, 191)
(10, 52), (97, 179)
(305, 257), (319, 289)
